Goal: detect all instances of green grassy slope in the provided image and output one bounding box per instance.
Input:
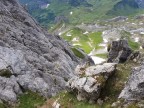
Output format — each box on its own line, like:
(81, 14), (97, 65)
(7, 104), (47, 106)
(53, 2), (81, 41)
(0, 91), (45, 108)
(19, 0), (144, 27)
(61, 27), (103, 54)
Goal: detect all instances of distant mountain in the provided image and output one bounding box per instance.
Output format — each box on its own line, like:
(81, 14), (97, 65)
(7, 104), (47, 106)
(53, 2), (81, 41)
(19, 0), (144, 27)
(20, 0), (91, 11)
(135, 0), (144, 8)
(107, 0), (144, 16)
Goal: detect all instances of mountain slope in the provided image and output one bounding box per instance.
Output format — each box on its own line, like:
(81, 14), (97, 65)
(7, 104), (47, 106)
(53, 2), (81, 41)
(0, 0), (92, 104)
(107, 0), (144, 16)
(19, 0), (144, 27)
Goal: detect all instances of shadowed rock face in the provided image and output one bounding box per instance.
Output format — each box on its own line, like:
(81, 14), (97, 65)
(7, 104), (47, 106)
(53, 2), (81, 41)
(107, 40), (132, 63)
(0, 0), (92, 103)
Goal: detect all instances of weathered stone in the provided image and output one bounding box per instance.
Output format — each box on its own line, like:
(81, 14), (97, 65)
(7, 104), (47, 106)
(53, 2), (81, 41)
(85, 63), (116, 76)
(0, 76), (22, 103)
(67, 76), (101, 101)
(111, 101), (121, 108)
(0, 0), (93, 103)
(128, 51), (141, 62)
(119, 62), (144, 101)
(67, 63), (117, 102)
(74, 63), (89, 75)
(108, 40), (132, 63)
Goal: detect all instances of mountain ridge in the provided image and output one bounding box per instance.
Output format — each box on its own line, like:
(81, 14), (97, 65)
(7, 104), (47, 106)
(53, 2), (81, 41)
(0, 0), (92, 104)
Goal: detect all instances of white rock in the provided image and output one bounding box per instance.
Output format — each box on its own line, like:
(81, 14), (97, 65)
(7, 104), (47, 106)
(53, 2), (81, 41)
(70, 11), (73, 15)
(140, 32), (144, 35)
(134, 37), (139, 42)
(83, 31), (89, 34)
(85, 63), (116, 76)
(90, 56), (106, 65)
(52, 99), (60, 108)
(103, 38), (108, 43)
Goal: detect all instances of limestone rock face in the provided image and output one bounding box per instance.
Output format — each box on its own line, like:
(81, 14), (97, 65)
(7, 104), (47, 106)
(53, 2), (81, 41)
(85, 63), (116, 76)
(108, 40), (132, 63)
(119, 63), (144, 100)
(67, 63), (117, 102)
(0, 76), (22, 103)
(0, 0), (91, 103)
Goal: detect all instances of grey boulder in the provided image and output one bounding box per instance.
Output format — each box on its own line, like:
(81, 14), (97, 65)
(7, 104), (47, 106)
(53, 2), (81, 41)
(67, 63), (117, 102)
(0, 76), (22, 103)
(119, 62), (144, 100)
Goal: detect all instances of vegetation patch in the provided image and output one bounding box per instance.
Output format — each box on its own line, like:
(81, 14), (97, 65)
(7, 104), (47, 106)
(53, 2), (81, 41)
(95, 53), (108, 59)
(62, 28), (103, 54)
(0, 69), (12, 78)
(100, 61), (139, 105)
(0, 103), (7, 108)
(120, 30), (140, 50)
(44, 91), (101, 108)
(89, 32), (103, 45)
(71, 47), (85, 59)
(18, 91), (45, 108)
(20, 0), (144, 28)
(128, 40), (140, 50)
(40, 60), (139, 108)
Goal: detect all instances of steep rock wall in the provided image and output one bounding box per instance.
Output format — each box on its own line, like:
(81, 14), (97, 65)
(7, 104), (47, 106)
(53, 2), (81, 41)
(0, 0), (91, 103)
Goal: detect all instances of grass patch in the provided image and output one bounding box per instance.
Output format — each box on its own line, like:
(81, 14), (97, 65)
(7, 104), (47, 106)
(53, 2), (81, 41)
(88, 32), (103, 45)
(18, 91), (45, 108)
(46, 91), (101, 108)
(61, 28), (103, 54)
(128, 40), (140, 50)
(0, 103), (7, 108)
(120, 30), (140, 50)
(71, 47), (85, 59)
(88, 32), (103, 49)
(95, 53), (108, 59)
(62, 27), (85, 41)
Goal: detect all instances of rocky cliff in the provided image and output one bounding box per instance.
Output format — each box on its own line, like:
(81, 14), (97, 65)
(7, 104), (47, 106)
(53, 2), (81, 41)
(0, 0), (91, 103)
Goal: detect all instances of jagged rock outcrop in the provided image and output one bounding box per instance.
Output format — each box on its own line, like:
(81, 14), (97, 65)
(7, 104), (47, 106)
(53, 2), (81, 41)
(67, 63), (117, 102)
(107, 40), (132, 63)
(0, 0), (92, 103)
(119, 62), (144, 100)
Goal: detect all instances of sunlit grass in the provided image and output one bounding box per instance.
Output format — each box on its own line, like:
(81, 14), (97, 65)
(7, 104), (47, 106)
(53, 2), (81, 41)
(61, 28), (103, 54)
